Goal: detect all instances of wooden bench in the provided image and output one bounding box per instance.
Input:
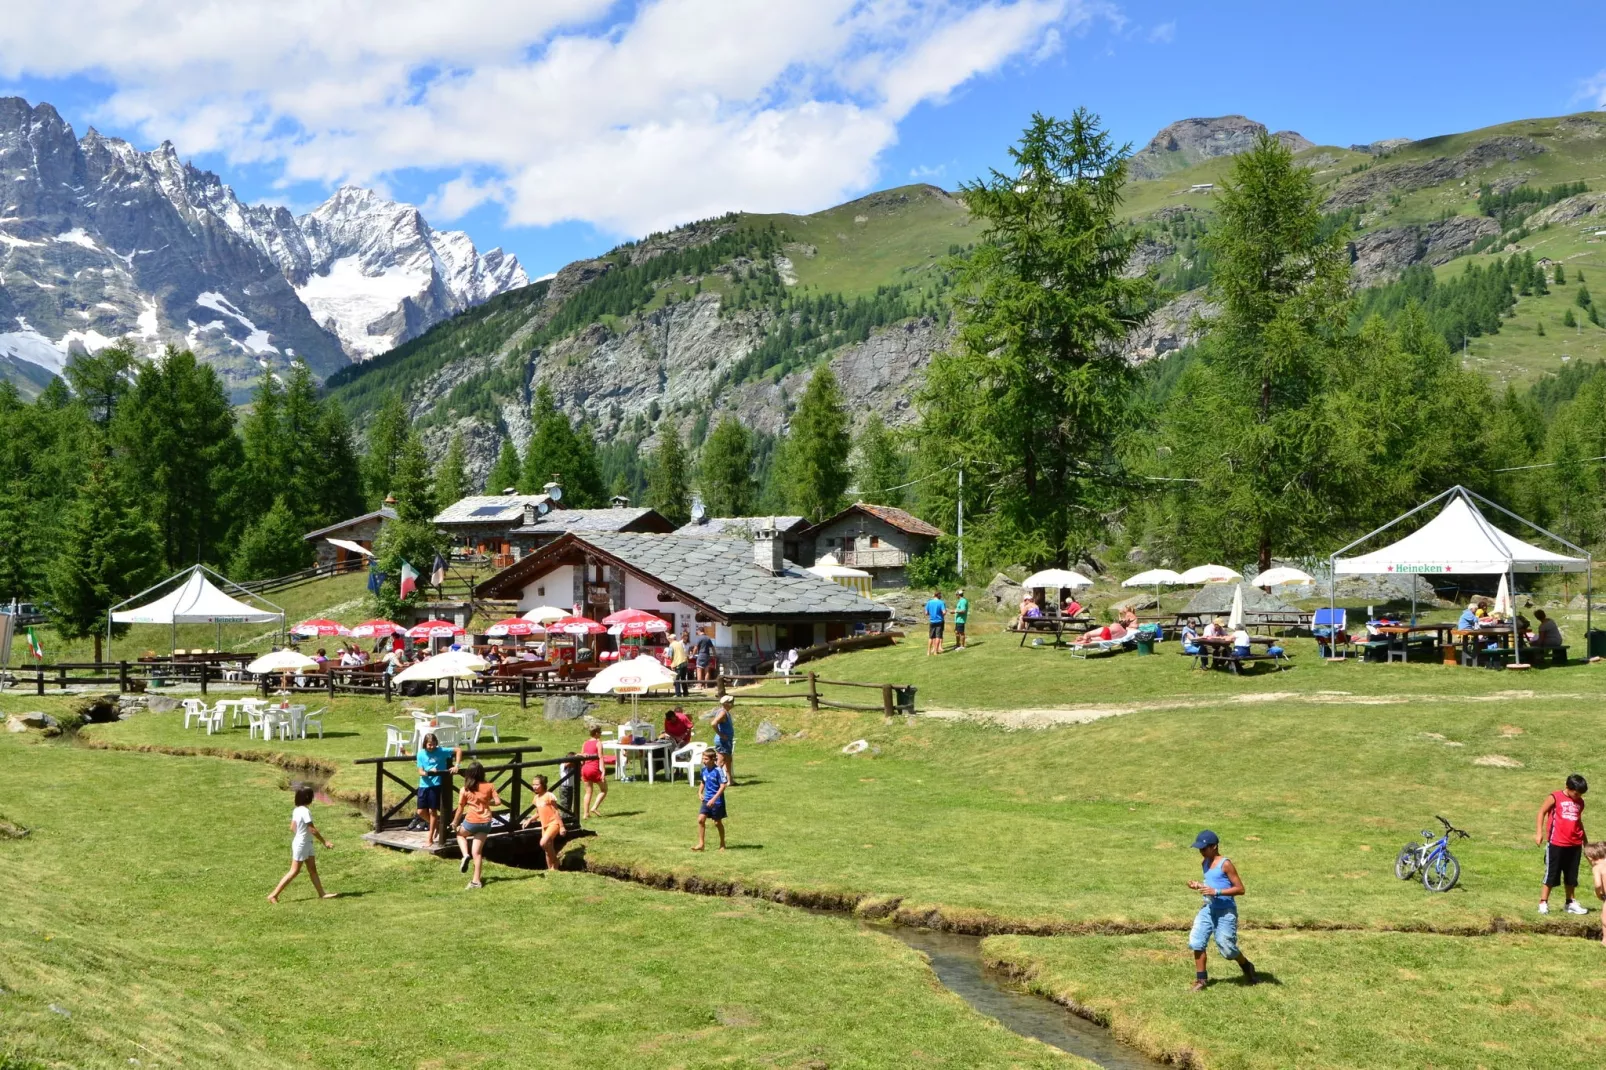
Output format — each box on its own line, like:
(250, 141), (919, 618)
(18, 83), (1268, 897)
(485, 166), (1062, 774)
(1180, 650), (1293, 674)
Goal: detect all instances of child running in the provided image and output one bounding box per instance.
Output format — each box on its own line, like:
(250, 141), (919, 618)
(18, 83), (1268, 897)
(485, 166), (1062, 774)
(1185, 830), (1256, 991)
(580, 724), (608, 818)
(520, 774), (564, 872)
(267, 786), (336, 903)
(1536, 774), (1590, 915)
(694, 749), (730, 852)
(453, 761), (503, 889)
(1588, 842), (1606, 947)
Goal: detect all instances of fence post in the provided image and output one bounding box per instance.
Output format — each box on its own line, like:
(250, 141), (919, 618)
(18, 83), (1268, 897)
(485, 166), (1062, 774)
(200, 661), (209, 695)
(881, 683), (894, 722)
(519, 673), (528, 710)
(373, 762), (384, 832)
(509, 750), (524, 830)
(119, 661), (129, 694)
(327, 670), (336, 700)
(384, 672), (392, 704)
(808, 672), (818, 711)
(716, 675), (726, 699)
(58, 666), (67, 691)
(36, 669), (44, 696)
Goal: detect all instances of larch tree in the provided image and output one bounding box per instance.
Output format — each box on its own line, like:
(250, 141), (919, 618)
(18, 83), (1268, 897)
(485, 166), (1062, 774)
(852, 412), (907, 506)
(361, 393), (411, 507)
(485, 436), (523, 495)
(699, 416), (757, 517)
(782, 366), (852, 521)
(646, 418), (692, 526)
(434, 432), (469, 509)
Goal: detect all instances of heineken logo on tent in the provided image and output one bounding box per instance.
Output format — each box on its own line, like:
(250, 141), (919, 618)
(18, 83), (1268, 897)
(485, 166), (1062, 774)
(1389, 565), (1447, 574)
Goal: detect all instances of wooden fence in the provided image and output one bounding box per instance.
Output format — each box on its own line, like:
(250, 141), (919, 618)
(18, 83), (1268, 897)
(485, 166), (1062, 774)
(715, 671), (917, 715)
(352, 744), (583, 841)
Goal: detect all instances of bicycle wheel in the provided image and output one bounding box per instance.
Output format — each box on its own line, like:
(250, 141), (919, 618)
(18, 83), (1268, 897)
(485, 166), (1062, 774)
(1395, 844), (1422, 880)
(1423, 850), (1460, 892)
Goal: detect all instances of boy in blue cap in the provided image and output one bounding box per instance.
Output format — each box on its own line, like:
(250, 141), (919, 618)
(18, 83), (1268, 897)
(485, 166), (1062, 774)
(1185, 830), (1256, 991)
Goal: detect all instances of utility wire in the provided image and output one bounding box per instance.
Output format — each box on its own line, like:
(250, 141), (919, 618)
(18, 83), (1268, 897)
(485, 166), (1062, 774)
(1493, 454), (1606, 474)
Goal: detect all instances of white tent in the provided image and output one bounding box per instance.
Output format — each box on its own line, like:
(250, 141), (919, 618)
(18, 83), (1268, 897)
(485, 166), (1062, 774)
(1330, 486), (1592, 666)
(109, 565), (284, 653)
(807, 559), (873, 598)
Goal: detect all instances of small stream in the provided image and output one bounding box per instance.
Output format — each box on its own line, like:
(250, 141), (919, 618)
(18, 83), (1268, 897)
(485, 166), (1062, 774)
(877, 926), (1166, 1069)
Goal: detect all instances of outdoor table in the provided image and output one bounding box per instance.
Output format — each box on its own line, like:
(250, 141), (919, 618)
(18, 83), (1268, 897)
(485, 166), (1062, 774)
(602, 738), (673, 783)
(1452, 626), (1515, 668)
(1017, 615), (1088, 647)
(214, 697), (266, 728)
(1189, 635), (1279, 670)
(1369, 623), (1455, 664)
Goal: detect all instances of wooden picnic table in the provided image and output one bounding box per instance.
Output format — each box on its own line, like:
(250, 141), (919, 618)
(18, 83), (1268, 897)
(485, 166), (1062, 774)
(1016, 613), (1094, 647)
(1186, 635), (1288, 674)
(1451, 625), (1516, 668)
(1368, 622), (1456, 664)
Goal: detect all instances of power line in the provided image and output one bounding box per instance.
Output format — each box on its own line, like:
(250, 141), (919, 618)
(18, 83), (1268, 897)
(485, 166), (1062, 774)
(1493, 454), (1606, 474)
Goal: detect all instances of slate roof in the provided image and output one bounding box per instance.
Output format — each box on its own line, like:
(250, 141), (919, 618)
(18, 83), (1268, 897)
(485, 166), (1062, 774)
(435, 494), (554, 525)
(674, 515), (808, 537)
(511, 507), (672, 535)
(476, 533), (892, 623)
(807, 502), (943, 538)
(302, 507), (396, 542)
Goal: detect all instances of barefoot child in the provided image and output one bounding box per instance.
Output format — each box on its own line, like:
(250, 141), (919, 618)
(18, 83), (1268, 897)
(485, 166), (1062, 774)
(694, 749), (729, 852)
(453, 761), (502, 889)
(1185, 830), (1256, 991)
(1535, 774), (1590, 916)
(1588, 842), (1606, 947)
(267, 786), (335, 903)
(520, 774), (564, 872)
(580, 725), (608, 818)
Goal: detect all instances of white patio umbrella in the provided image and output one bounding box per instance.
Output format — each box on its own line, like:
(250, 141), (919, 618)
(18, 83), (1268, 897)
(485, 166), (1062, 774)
(1227, 584), (1246, 631)
(1493, 573), (1512, 617)
(1022, 568), (1095, 590)
(1123, 568), (1185, 601)
(1255, 566), (1315, 587)
(246, 650), (318, 675)
(522, 606), (571, 625)
(1179, 564), (1243, 585)
(392, 650), (489, 684)
(586, 655), (679, 719)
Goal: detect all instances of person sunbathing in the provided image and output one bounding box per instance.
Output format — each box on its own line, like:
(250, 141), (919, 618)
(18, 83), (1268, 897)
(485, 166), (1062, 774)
(1076, 622), (1129, 646)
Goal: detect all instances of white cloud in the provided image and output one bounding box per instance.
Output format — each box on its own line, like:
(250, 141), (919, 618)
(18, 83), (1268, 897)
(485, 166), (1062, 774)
(0, 0), (1099, 235)
(1147, 20), (1176, 44)
(1582, 69), (1606, 109)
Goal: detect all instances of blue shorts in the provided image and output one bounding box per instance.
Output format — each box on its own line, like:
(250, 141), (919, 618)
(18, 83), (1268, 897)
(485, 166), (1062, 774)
(700, 799), (727, 820)
(460, 821), (493, 836)
(416, 786), (441, 810)
(715, 739), (733, 756)
(1188, 901), (1239, 958)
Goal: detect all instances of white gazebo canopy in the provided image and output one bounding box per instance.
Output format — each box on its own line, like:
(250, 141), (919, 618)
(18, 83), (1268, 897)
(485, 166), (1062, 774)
(1333, 491), (1589, 577)
(112, 566), (284, 624)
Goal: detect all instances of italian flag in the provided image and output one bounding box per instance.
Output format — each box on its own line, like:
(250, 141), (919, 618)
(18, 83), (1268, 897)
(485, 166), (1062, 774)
(25, 627), (43, 660)
(398, 561), (420, 601)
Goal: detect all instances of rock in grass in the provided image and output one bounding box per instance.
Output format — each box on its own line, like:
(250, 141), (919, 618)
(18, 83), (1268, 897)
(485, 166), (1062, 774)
(144, 696), (179, 713)
(5, 713), (57, 733)
(755, 720), (782, 744)
(545, 695), (593, 721)
(48, 1003), (70, 1017)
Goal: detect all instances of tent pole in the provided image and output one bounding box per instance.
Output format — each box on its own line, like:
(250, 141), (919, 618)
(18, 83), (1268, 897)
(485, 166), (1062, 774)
(1328, 553), (1338, 660)
(1511, 563), (1522, 668)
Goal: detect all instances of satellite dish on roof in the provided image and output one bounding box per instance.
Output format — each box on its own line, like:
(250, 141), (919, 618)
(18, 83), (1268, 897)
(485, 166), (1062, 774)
(547, 485), (563, 502)
(536, 501), (551, 516)
(691, 498), (705, 522)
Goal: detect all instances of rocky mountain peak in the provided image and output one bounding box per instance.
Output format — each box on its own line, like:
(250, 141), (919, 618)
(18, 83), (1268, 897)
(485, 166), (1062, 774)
(1129, 115), (1313, 180)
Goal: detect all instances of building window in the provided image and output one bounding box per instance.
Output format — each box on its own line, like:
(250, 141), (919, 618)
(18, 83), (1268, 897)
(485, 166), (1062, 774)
(869, 535), (881, 548)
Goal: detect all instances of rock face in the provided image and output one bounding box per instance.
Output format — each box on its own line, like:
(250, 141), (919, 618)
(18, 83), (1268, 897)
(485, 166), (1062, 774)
(1528, 191), (1606, 228)
(1325, 136), (1547, 212)
(1347, 215), (1502, 287)
(1123, 291), (1218, 364)
(0, 97), (524, 398)
(1184, 583), (1297, 617)
(1128, 116), (1312, 180)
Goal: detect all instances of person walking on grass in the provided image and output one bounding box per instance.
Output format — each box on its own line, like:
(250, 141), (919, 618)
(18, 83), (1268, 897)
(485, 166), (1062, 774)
(520, 774), (564, 872)
(670, 630), (692, 697)
(453, 760), (502, 889)
(694, 749), (730, 852)
(710, 694), (735, 782)
(267, 786), (336, 903)
(953, 588), (969, 650)
(413, 734), (458, 845)
(925, 589), (946, 655)
(692, 629), (716, 688)
(1185, 830), (1256, 992)
(1536, 774), (1590, 916)
(579, 724), (609, 817)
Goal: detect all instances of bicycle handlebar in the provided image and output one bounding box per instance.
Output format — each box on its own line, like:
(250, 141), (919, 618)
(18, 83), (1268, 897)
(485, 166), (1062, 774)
(1435, 815), (1471, 838)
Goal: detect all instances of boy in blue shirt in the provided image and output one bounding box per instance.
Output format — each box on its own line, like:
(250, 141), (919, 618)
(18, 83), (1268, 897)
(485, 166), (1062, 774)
(414, 734), (458, 846)
(1186, 830), (1257, 991)
(925, 590), (946, 655)
(694, 749), (730, 851)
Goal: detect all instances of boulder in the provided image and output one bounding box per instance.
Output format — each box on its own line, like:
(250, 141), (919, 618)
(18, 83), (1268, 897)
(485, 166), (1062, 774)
(1126, 546), (1147, 564)
(545, 695), (593, 722)
(6, 712), (58, 732)
(755, 720), (783, 744)
(1111, 594), (1158, 613)
(1184, 583), (1297, 617)
(144, 696), (180, 714)
(985, 572), (1023, 611)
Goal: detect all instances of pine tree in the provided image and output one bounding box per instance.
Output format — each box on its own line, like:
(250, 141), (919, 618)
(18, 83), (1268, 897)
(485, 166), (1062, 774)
(304, 401), (366, 528)
(391, 432), (437, 524)
(46, 452), (161, 661)
(699, 416), (757, 516)
(781, 366), (852, 521)
(1578, 285), (1593, 309)
(853, 412), (906, 506)
(0, 476), (39, 603)
(63, 339), (136, 429)
(1592, 305), (1602, 328)
(485, 436), (522, 494)
(1564, 309), (1577, 328)
(520, 384), (606, 505)
(1556, 263), (1567, 285)
(229, 496), (312, 580)
(361, 393), (411, 507)
(238, 370), (287, 518)
(434, 432), (468, 508)
(646, 419), (691, 525)
(1537, 320), (1547, 336)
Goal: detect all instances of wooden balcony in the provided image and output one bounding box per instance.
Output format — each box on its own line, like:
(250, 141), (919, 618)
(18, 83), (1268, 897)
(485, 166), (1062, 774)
(837, 549), (908, 569)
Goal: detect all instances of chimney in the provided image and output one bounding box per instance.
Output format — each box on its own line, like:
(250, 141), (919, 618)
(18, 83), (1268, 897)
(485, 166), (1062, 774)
(610, 494), (631, 509)
(753, 517), (784, 574)
(523, 502), (538, 526)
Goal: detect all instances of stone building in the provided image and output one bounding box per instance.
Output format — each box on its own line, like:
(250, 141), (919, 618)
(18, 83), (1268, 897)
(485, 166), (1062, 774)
(803, 503), (943, 588)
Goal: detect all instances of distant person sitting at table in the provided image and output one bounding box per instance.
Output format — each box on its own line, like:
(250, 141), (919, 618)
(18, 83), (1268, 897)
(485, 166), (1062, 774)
(661, 706), (693, 748)
(1181, 622), (1202, 655)
(1456, 602), (1481, 630)
(1017, 596), (1040, 630)
(1535, 609), (1564, 649)
(1232, 627), (1252, 657)
(1063, 596), (1083, 618)
(1203, 617), (1227, 639)
(1117, 605), (1139, 629)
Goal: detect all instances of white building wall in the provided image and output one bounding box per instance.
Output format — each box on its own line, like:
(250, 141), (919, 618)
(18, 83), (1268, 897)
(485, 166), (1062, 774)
(517, 564), (577, 613)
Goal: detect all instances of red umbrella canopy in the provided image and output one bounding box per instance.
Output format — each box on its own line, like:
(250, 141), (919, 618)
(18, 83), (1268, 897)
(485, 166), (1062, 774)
(486, 617), (543, 637)
(350, 619), (404, 638)
(602, 608), (666, 626)
(609, 619), (669, 638)
(408, 619), (466, 639)
(549, 615), (606, 635)
(292, 618), (351, 637)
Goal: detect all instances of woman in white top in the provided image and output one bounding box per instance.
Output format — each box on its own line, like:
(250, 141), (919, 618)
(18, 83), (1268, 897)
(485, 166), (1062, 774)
(267, 785), (336, 903)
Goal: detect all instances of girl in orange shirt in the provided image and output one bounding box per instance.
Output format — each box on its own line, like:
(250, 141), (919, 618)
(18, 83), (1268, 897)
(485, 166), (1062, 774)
(520, 773), (564, 872)
(452, 761), (502, 889)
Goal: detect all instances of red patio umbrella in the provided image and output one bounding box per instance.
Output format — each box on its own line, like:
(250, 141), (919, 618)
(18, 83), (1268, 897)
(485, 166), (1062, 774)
(610, 619), (669, 638)
(408, 619), (466, 640)
(602, 608), (666, 626)
(292, 618), (351, 637)
(486, 617), (544, 637)
(548, 615), (606, 635)
(350, 619), (405, 638)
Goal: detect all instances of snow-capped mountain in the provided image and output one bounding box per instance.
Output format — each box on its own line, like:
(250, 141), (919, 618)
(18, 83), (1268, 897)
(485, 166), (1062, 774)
(0, 97), (526, 397)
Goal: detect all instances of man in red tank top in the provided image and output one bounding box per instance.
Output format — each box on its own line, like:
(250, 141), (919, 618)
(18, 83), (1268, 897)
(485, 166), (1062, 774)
(1535, 774), (1589, 915)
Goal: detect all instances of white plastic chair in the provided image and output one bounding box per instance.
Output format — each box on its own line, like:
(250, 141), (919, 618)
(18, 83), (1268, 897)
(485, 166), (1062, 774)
(383, 724), (410, 757)
(182, 699), (208, 730)
(433, 725), (460, 748)
(201, 703), (226, 735)
(670, 741), (710, 786)
(476, 712), (500, 744)
(247, 709), (270, 740)
(300, 707), (326, 740)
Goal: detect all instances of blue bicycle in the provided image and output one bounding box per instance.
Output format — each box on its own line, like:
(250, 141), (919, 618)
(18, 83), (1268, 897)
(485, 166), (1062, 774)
(1394, 815), (1470, 892)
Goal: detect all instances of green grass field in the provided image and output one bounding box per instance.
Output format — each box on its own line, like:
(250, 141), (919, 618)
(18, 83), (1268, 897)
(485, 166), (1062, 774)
(7, 620), (1606, 1067)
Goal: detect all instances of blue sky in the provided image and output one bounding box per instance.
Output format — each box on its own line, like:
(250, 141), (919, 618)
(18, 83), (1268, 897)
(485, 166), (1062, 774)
(3, 0), (1603, 279)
